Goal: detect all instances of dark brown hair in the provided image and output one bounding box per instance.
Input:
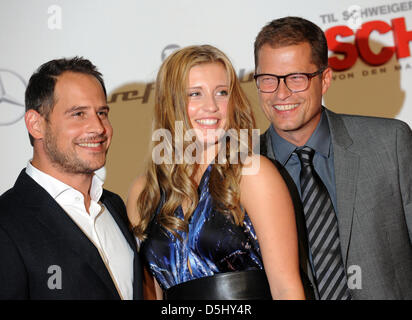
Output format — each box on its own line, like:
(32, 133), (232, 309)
(25, 57), (106, 146)
(254, 16), (328, 70)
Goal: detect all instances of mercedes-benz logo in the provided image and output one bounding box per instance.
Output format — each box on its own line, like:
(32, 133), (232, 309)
(0, 69), (26, 126)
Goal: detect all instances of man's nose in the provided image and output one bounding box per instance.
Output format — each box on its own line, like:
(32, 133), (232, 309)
(275, 79), (292, 100)
(87, 113), (106, 134)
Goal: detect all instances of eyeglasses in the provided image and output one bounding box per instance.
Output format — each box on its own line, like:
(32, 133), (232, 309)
(254, 67), (327, 93)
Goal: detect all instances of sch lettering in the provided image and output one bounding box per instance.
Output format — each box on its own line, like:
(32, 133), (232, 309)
(326, 17), (412, 70)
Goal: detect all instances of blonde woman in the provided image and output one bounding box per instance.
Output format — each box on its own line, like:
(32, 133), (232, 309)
(127, 45), (305, 300)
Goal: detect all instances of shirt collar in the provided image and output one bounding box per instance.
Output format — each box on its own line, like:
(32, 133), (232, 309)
(270, 109), (331, 164)
(269, 125), (296, 166)
(304, 110), (331, 158)
(25, 161), (103, 203)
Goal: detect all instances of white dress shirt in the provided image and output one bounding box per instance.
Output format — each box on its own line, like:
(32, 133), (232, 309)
(26, 162), (134, 300)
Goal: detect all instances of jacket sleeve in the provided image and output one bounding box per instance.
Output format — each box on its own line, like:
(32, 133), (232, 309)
(396, 121), (412, 244)
(0, 224), (28, 299)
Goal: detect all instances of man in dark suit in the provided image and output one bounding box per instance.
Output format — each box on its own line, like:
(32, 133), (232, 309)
(255, 17), (412, 299)
(0, 57), (143, 299)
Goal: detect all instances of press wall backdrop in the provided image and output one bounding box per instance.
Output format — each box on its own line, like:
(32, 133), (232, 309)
(1, 0), (412, 199)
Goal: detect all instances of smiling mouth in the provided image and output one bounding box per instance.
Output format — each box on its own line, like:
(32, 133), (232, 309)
(195, 119), (219, 125)
(77, 142), (103, 147)
(76, 137), (108, 149)
(273, 104), (299, 111)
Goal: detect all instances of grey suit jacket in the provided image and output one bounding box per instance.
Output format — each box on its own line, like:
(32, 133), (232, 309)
(261, 108), (412, 299)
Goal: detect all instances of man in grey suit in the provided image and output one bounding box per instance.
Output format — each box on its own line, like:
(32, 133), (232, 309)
(254, 16), (412, 299)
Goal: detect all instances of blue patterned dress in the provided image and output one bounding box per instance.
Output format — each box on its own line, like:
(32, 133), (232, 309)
(140, 165), (264, 290)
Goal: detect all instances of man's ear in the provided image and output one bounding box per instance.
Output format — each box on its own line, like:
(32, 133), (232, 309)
(321, 66), (333, 96)
(25, 110), (45, 140)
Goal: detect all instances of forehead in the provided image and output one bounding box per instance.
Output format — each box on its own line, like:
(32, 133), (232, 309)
(188, 62), (228, 83)
(55, 71), (103, 93)
(53, 71), (106, 110)
(257, 42), (316, 73)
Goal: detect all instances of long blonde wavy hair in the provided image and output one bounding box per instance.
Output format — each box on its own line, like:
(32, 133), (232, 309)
(133, 45), (256, 240)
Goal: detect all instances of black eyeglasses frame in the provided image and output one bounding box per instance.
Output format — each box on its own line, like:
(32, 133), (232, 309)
(253, 66), (327, 93)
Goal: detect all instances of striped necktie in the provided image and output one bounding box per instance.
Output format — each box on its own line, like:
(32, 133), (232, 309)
(295, 146), (351, 300)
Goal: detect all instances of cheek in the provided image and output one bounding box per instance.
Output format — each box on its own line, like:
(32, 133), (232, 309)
(187, 104), (199, 123)
(219, 101), (229, 118)
(65, 126), (81, 137)
(49, 130), (69, 150)
(59, 124), (85, 145)
(304, 86), (323, 111)
(104, 122), (113, 139)
(259, 92), (273, 106)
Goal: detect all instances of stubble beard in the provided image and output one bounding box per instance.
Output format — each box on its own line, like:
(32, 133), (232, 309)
(43, 126), (106, 175)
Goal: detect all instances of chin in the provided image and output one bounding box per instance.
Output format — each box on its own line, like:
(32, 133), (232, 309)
(195, 137), (217, 147)
(75, 159), (106, 174)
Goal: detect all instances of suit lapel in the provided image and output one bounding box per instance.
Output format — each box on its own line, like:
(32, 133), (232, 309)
(16, 171), (120, 298)
(325, 110), (359, 266)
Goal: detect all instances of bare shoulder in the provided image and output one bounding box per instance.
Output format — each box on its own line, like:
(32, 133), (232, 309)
(126, 175), (146, 224)
(240, 154), (291, 209)
(240, 155), (282, 186)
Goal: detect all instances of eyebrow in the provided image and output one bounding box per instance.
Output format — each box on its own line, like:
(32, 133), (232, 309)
(99, 105), (110, 112)
(187, 85), (229, 90)
(64, 105), (110, 114)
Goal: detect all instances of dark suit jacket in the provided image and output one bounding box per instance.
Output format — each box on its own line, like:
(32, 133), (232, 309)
(261, 108), (412, 299)
(0, 169), (143, 300)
